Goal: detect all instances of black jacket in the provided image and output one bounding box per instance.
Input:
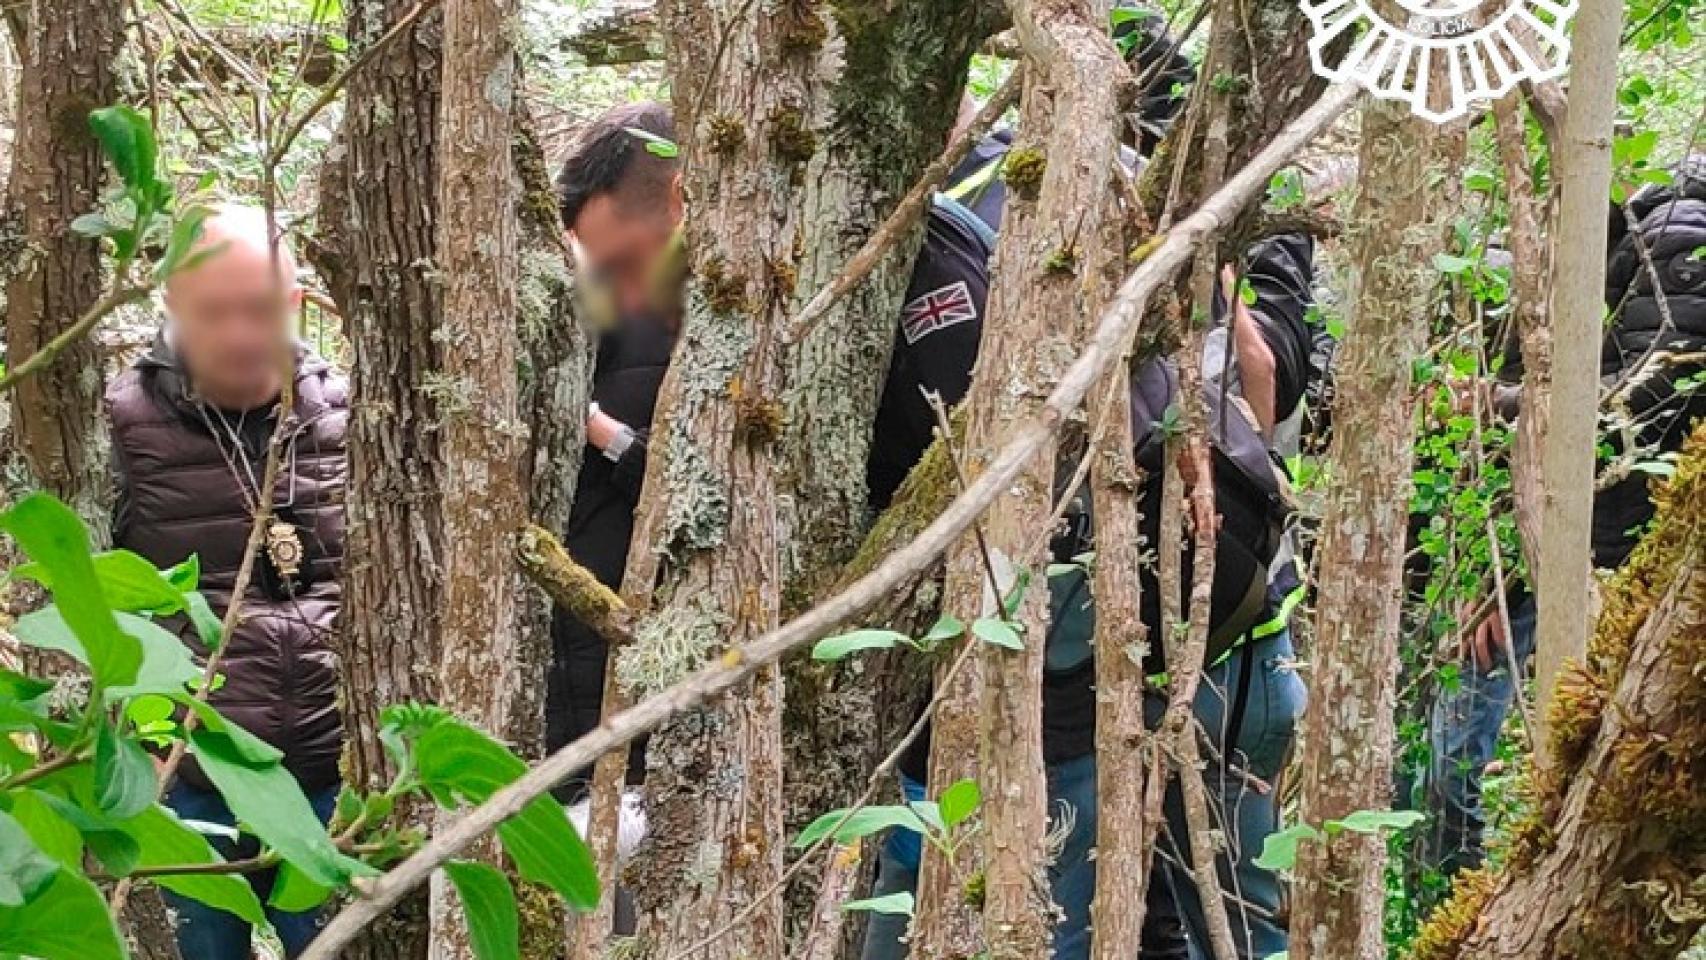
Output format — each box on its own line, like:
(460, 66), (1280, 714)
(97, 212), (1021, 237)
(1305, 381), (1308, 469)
(1595, 161), (1706, 567)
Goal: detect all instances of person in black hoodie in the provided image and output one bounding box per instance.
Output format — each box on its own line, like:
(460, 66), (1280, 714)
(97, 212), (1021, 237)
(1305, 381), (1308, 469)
(544, 102), (997, 799)
(1424, 157), (1706, 877)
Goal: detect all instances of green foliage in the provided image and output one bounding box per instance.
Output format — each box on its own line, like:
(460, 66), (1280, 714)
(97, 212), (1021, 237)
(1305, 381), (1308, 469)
(445, 861), (521, 960)
(626, 126), (680, 159)
(842, 891), (915, 917)
(0, 494), (599, 959)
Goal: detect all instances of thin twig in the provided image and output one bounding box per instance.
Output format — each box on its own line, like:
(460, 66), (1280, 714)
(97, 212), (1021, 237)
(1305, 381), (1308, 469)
(297, 82), (1363, 960)
(785, 68), (1025, 343)
(0, 283), (154, 394)
(264, 0), (443, 170)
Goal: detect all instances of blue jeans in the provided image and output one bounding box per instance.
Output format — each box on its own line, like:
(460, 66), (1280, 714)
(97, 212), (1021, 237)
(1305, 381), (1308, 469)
(1423, 597), (1536, 876)
(163, 779), (339, 959)
(859, 630), (1304, 960)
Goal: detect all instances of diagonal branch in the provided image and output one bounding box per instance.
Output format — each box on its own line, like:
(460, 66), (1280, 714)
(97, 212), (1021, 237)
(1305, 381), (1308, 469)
(296, 80), (1362, 960)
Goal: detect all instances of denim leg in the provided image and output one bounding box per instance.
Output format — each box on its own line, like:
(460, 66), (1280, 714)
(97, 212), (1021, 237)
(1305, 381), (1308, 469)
(859, 775), (929, 960)
(162, 783), (254, 960)
(1047, 753), (1097, 960)
(1424, 597), (1537, 876)
(1153, 630), (1305, 960)
(162, 780), (339, 960)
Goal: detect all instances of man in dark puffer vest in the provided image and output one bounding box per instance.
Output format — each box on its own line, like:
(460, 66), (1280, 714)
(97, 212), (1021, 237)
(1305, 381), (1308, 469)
(1424, 158), (1706, 877)
(107, 206), (345, 960)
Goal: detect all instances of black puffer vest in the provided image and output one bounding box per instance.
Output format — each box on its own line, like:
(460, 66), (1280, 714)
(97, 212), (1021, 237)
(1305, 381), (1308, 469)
(107, 339), (347, 791)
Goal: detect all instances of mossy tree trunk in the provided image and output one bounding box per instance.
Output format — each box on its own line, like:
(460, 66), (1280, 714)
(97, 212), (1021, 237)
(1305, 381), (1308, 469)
(910, 3), (1127, 957)
(316, 4), (588, 957)
(0, 0), (121, 535)
(1415, 424), (1706, 960)
(1289, 85), (1457, 960)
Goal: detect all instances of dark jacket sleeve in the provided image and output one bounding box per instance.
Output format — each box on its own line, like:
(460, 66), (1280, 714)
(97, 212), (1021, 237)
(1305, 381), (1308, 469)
(1240, 232), (1317, 422)
(608, 428), (652, 504)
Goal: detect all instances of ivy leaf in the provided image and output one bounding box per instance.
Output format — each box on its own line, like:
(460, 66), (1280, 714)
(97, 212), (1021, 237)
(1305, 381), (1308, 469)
(445, 861), (520, 960)
(971, 617), (1024, 651)
(842, 891), (915, 916)
(794, 805), (929, 849)
(938, 779), (982, 830)
(812, 629), (907, 662)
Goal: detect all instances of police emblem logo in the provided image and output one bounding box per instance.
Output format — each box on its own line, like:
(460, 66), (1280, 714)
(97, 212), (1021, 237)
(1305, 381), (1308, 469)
(1303, 0), (1577, 124)
(901, 281), (978, 345)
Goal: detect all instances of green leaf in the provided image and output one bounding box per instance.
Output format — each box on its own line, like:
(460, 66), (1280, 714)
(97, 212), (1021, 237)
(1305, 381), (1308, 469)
(17, 548), (185, 616)
(157, 204), (215, 280)
(842, 891), (915, 916)
(177, 698), (282, 766)
(1431, 253), (1474, 275)
(188, 726), (369, 888)
(121, 804), (267, 925)
(0, 865), (127, 960)
(1252, 823), (1320, 871)
(812, 629), (907, 662)
(938, 779), (981, 830)
(1, 494), (141, 692)
(922, 615), (965, 643)
(26, 784), (140, 876)
(971, 617), (1024, 651)
(1001, 567), (1032, 617)
(0, 810), (60, 906)
(625, 126), (679, 159)
(1326, 808), (1425, 836)
(8, 792), (83, 870)
(94, 720), (158, 818)
(70, 213), (113, 238)
(412, 720), (599, 910)
(1046, 563), (1081, 578)
(88, 104), (158, 193)
(183, 592), (224, 650)
(445, 861), (520, 960)
(14, 607), (199, 700)
(268, 860), (334, 913)
(794, 805), (928, 849)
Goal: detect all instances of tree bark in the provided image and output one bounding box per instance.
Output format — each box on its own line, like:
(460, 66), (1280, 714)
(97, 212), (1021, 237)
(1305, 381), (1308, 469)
(1532, 0), (1621, 769)
(427, 0), (526, 956)
(1415, 425), (1706, 960)
(911, 3), (1126, 957)
(0, 0), (122, 535)
(1289, 92), (1454, 960)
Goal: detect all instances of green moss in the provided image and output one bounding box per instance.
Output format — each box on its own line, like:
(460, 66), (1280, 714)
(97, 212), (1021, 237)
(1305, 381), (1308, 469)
(706, 114), (747, 156)
(1410, 868), (1496, 960)
(730, 378), (785, 450)
(1044, 246), (1080, 277)
(769, 106), (818, 164)
(699, 257), (750, 315)
(1002, 147), (1047, 201)
(779, 7), (828, 55)
(962, 868), (986, 908)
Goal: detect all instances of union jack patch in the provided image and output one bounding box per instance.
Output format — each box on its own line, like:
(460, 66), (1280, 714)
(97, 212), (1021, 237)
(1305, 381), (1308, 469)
(901, 280), (977, 345)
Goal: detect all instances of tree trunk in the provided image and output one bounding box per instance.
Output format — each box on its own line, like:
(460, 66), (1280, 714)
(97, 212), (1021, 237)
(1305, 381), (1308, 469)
(0, 0), (122, 534)
(1532, 0), (1621, 768)
(612, 5), (822, 957)
(318, 6), (586, 956)
(1289, 90), (1454, 960)
(1415, 424), (1706, 960)
(428, 0), (526, 956)
(911, 4), (1126, 957)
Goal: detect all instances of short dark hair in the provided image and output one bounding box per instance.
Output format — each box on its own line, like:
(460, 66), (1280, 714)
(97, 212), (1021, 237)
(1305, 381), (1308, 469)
(555, 101), (679, 230)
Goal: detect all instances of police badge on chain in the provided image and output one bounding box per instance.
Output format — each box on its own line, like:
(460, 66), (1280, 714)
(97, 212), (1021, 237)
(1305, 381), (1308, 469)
(267, 520), (304, 581)
(1302, 0), (1578, 124)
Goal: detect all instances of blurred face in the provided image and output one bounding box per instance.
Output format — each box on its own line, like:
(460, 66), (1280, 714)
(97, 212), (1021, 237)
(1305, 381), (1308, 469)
(164, 235), (301, 407)
(572, 184), (682, 318)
